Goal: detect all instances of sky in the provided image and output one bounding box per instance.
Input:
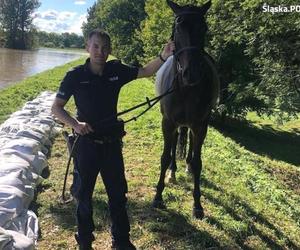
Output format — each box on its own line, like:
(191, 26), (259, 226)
(33, 0), (96, 35)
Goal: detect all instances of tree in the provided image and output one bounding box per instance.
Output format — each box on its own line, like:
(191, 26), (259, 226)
(139, 0), (300, 121)
(138, 0), (173, 63)
(82, 0), (146, 65)
(82, 3), (103, 40)
(207, 0), (300, 120)
(0, 0), (40, 49)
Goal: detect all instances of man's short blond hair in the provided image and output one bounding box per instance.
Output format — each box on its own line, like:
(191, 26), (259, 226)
(88, 29), (111, 48)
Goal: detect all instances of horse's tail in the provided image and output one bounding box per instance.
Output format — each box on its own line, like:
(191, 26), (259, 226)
(177, 126), (188, 160)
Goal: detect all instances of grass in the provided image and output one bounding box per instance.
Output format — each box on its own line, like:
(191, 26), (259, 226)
(0, 60), (299, 250)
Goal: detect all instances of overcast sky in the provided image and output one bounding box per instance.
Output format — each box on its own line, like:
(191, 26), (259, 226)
(33, 0), (96, 35)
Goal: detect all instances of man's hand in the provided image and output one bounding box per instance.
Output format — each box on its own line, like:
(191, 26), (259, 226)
(137, 40), (176, 79)
(74, 122), (94, 135)
(160, 40), (176, 61)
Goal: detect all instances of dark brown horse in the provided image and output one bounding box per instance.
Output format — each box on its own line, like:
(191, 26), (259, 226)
(153, 0), (219, 218)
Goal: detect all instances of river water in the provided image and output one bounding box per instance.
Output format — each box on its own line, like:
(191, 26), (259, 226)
(0, 48), (87, 90)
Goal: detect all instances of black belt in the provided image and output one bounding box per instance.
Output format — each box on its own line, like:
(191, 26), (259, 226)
(84, 134), (121, 144)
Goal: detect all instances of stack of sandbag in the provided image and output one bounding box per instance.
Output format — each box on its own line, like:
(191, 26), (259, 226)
(0, 91), (59, 250)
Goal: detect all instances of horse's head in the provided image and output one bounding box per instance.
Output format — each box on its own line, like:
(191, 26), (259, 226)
(167, 0), (211, 86)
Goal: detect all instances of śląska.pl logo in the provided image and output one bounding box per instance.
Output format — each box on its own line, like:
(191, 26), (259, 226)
(262, 3), (300, 14)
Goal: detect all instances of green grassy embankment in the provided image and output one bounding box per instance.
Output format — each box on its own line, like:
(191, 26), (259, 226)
(0, 59), (299, 250)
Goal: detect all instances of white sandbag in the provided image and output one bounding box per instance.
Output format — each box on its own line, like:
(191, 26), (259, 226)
(0, 175), (34, 206)
(0, 171), (29, 194)
(7, 210), (38, 243)
(0, 185), (31, 228)
(0, 227), (13, 249)
(0, 149), (47, 175)
(9, 110), (39, 118)
(0, 91), (59, 249)
(1, 229), (34, 250)
(0, 136), (48, 156)
(0, 156), (42, 184)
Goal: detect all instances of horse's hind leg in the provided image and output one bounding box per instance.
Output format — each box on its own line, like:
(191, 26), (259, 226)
(153, 118), (175, 209)
(186, 130), (193, 174)
(167, 130), (178, 183)
(190, 124), (208, 219)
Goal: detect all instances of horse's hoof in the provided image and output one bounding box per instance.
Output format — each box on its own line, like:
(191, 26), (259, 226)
(167, 171), (177, 184)
(193, 207), (204, 219)
(152, 199), (166, 209)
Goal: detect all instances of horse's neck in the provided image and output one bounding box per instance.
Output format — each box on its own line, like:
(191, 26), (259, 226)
(172, 51), (220, 108)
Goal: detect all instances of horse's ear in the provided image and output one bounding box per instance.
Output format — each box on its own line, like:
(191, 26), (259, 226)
(166, 0), (181, 13)
(200, 0), (211, 15)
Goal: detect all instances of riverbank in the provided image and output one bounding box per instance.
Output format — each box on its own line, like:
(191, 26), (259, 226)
(0, 48), (86, 90)
(38, 47), (87, 54)
(0, 57), (86, 124)
(0, 61), (299, 249)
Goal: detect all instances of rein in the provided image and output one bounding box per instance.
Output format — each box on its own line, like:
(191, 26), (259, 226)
(60, 86), (174, 204)
(117, 86), (174, 123)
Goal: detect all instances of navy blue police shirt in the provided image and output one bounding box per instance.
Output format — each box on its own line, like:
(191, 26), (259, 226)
(56, 58), (139, 136)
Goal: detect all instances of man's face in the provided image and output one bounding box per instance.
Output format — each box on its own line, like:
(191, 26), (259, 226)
(87, 35), (111, 66)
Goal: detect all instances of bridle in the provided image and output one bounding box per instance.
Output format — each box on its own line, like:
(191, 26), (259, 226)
(172, 12), (204, 83)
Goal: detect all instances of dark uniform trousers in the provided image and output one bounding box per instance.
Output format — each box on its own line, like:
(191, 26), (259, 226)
(71, 136), (130, 245)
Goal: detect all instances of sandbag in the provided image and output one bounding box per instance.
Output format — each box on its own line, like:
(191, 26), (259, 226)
(0, 91), (60, 249)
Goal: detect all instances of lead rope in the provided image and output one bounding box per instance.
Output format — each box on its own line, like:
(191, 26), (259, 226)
(59, 86), (175, 204)
(59, 132), (80, 204)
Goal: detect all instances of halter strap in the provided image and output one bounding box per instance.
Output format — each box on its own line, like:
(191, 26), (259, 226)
(175, 11), (201, 17)
(173, 46), (202, 57)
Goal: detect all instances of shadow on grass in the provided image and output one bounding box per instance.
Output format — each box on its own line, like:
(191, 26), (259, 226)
(211, 119), (300, 166)
(46, 196), (110, 232)
(34, 175), (299, 249)
(43, 192), (221, 249)
(201, 177), (299, 249)
(128, 199), (221, 249)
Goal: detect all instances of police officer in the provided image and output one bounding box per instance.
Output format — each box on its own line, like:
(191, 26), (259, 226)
(51, 29), (174, 250)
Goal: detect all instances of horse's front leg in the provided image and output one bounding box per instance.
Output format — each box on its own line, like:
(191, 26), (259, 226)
(190, 124), (208, 219)
(153, 118), (176, 209)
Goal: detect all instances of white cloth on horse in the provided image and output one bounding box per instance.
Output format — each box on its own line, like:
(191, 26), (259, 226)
(155, 55), (175, 96)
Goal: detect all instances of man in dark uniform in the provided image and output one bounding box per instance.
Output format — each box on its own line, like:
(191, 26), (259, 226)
(51, 29), (174, 250)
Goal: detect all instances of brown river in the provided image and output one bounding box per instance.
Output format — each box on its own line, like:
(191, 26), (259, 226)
(0, 48), (87, 90)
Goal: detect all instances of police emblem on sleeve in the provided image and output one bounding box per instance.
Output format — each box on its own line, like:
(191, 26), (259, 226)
(109, 76), (119, 82)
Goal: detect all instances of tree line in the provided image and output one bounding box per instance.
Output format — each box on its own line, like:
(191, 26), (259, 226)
(0, 0), (40, 49)
(1, 0), (299, 120)
(37, 31), (84, 49)
(0, 0), (84, 49)
(82, 0), (300, 121)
